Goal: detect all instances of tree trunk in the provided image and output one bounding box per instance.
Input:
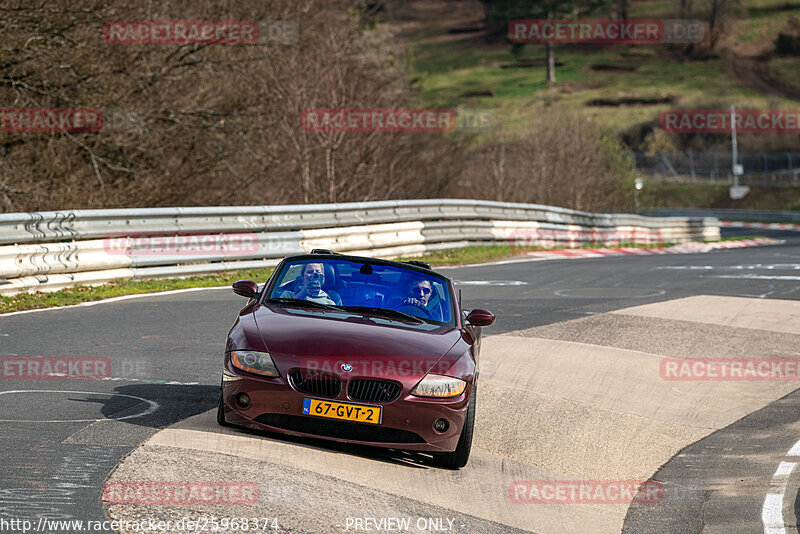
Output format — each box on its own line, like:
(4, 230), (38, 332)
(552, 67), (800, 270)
(302, 159), (311, 204)
(326, 145), (336, 203)
(708, 0), (735, 49)
(490, 142), (506, 201)
(617, 0), (629, 20)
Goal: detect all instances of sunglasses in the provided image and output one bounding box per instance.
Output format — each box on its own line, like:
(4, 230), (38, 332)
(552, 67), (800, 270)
(412, 286), (432, 295)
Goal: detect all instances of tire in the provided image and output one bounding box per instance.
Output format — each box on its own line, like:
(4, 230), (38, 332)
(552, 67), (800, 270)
(433, 383), (476, 469)
(217, 387), (233, 428)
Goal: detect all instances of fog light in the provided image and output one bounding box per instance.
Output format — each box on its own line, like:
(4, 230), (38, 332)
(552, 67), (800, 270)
(433, 418), (449, 432)
(236, 393), (251, 408)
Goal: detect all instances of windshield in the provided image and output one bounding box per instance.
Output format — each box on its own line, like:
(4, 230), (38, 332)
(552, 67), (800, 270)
(266, 258), (454, 325)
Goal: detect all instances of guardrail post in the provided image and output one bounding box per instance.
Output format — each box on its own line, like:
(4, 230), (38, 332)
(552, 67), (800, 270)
(712, 152), (718, 182)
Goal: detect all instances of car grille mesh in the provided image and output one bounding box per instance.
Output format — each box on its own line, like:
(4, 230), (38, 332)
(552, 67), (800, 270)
(254, 414), (424, 443)
(288, 369), (341, 398)
(348, 379), (402, 403)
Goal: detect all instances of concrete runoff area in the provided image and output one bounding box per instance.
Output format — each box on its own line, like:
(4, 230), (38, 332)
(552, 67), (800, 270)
(104, 295), (800, 533)
(610, 294), (800, 334)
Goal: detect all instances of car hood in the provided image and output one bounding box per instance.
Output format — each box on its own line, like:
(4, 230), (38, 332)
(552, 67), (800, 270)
(248, 304), (463, 379)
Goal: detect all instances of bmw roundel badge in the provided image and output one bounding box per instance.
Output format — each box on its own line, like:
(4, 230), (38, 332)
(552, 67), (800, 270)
(341, 363), (353, 372)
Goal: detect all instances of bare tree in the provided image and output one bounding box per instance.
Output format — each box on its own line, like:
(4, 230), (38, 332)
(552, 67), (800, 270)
(457, 108), (634, 212)
(708, 0), (741, 48)
(0, 0), (463, 211)
(617, 0), (629, 20)
(680, 0), (694, 18)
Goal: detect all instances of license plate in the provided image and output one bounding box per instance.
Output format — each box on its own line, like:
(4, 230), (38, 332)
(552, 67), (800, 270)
(302, 398), (381, 424)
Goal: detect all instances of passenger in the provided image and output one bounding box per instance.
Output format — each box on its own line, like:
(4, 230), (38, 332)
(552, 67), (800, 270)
(281, 262), (337, 305)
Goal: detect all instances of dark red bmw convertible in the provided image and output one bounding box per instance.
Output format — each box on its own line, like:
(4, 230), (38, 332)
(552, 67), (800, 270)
(217, 250), (495, 468)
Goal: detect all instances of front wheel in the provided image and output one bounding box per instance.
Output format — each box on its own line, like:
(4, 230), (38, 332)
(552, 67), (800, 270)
(433, 384), (476, 469)
(217, 387), (232, 428)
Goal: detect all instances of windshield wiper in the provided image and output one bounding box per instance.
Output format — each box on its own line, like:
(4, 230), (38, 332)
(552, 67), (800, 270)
(264, 299), (423, 323)
(341, 306), (423, 324)
(264, 297), (341, 311)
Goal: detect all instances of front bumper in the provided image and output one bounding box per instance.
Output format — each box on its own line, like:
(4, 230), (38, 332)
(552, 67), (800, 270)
(220, 364), (470, 452)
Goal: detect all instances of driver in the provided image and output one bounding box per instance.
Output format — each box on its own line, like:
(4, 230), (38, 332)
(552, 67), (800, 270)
(281, 262), (337, 305)
(402, 279), (433, 310)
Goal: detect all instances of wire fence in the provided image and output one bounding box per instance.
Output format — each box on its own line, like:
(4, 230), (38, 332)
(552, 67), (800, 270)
(633, 151), (800, 186)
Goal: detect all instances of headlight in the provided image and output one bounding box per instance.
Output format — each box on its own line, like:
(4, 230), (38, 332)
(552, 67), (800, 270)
(411, 373), (467, 398)
(230, 350), (279, 378)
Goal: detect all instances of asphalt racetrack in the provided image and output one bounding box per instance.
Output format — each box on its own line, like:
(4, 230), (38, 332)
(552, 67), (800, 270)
(1, 227), (799, 533)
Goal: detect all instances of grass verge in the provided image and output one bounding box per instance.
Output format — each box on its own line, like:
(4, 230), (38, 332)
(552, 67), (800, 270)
(717, 235), (767, 241)
(0, 268), (275, 315)
(399, 242), (674, 266)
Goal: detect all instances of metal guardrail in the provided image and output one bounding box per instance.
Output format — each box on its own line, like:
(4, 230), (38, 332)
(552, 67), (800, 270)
(0, 199), (720, 295)
(0, 199), (714, 245)
(643, 208), (800, 223)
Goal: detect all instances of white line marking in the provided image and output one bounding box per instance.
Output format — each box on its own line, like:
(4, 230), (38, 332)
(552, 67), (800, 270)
(764, 493), (786, 534)
(0, 390), (159, 423)
(0, 286), (229, 318)
(553, 288), (666, 299)
(39, 374), (200, 386)
(454, 280), (528, 286)
(709, 275), (800, 281)
(762, 445), (800, 533)
(788, 442), (800, 457)
(100, 376), (200, 385)
(657, 265), (800, 271)
(775, 462), (796, 478)
(656, 266), (715, 270)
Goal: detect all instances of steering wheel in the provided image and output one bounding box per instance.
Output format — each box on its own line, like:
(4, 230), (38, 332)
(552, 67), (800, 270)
(396, 303), (433, 320)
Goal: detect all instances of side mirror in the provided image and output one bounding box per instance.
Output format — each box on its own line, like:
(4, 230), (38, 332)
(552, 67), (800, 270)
(232, 280), (259, 299)
(466, 309), (495, 327)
